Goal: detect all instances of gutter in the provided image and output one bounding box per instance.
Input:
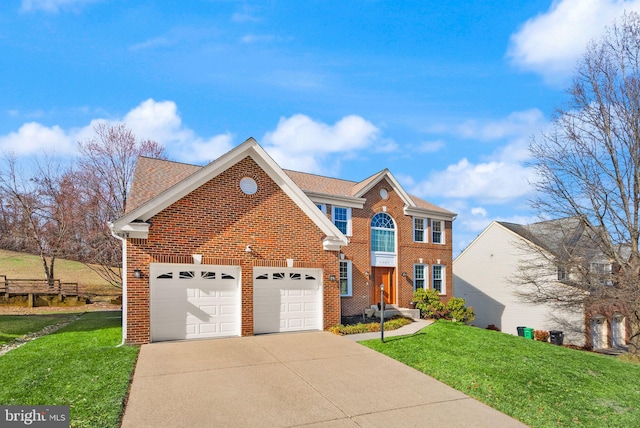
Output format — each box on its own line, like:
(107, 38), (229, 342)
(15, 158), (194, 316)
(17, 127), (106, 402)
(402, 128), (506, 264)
(109, 223), (127, 347)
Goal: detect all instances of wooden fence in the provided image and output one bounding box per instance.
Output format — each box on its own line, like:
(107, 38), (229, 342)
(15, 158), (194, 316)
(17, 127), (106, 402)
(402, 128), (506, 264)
(0, 275), (79, 296)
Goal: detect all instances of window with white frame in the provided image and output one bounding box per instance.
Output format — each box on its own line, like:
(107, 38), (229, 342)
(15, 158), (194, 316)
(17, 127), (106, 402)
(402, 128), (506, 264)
(590, 262), (613, 286)
(339, 260), (352, 296)
(432, 265), (445, 294)
(317, 203), (327, 214)
(414, 264), (426, 290)
(413, 217), (427, 242)
(332, 206), (352, 235)
(432, 220), (444, 244)
(371, 212), (395, 252)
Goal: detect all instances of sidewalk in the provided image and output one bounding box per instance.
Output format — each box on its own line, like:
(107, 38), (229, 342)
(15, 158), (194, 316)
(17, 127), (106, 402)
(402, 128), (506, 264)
(344, 318), (433, 341)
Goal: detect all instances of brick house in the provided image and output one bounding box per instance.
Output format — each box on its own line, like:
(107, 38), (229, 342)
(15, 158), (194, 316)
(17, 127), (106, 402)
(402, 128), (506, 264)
(110, 138), (456, 344)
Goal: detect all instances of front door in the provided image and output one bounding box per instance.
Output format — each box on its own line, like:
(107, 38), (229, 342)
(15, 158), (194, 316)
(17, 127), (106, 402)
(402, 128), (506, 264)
(373, 267), (395, 306)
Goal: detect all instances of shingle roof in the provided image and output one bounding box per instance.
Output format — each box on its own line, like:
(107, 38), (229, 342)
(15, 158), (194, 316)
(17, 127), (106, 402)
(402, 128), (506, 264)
(126, 157), (201, 213)
(127, 156), (454, 217)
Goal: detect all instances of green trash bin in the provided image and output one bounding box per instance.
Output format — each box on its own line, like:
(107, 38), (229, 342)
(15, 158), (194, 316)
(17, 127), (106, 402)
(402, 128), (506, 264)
(523, 327), (534, 339)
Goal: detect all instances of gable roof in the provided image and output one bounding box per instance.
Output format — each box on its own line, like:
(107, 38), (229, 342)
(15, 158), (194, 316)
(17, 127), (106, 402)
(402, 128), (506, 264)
(118, 138), (456, 234)
(110, 138), (348, 251)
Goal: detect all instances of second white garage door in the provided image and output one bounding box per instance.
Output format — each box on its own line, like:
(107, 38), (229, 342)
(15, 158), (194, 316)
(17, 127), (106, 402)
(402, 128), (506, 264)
(150, 263), (241, 342)
(253, 268), (322, 334)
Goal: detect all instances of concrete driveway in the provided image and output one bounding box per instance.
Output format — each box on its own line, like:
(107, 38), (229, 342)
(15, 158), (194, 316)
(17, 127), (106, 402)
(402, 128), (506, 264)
(122, 332), (526, 427)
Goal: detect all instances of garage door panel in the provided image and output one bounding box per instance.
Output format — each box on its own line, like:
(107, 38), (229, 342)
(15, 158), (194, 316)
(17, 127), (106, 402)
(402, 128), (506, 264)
(253, 268), (322, 334)
(150, 264), (241, 342)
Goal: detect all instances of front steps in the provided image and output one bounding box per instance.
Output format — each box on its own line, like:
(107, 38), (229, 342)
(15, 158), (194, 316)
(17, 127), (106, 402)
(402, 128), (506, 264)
(365, 304), (420, 320)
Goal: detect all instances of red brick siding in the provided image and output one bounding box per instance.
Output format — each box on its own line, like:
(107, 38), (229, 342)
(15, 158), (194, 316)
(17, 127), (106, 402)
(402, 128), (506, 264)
(125, 157), (340, 344)
(336, 178), (454, 316)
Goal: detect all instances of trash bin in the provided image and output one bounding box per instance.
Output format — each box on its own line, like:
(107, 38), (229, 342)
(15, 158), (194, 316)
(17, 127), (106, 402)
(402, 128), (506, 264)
(517, 326), (525, 337)
(523, 327), (534, 339)
(549, 330), (564, 346)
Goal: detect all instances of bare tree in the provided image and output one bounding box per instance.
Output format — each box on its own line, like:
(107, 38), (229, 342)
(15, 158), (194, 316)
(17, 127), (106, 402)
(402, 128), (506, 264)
(76, 122), (165, 287)
(0, 156), (81, 287)
(528, 12), (640, 356)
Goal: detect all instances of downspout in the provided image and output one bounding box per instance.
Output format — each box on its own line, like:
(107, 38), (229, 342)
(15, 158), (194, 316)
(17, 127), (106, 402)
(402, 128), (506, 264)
(109, 223), (127, 347)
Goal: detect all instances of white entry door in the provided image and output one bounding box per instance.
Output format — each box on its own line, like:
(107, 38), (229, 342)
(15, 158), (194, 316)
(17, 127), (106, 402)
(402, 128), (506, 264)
(253, 268), (322, 334)
(590, 316), (608, 349)
(612, 314), (626, 347)
(150, 264), (241, 342)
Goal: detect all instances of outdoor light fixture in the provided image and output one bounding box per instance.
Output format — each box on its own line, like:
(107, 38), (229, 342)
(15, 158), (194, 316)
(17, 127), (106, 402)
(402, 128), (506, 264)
(365, 270), (370, 278)
(329, 274), (337, 282)
(133, 269), (142, 279)
(402, 272), (408, 277)
(245, 245), (252, 253)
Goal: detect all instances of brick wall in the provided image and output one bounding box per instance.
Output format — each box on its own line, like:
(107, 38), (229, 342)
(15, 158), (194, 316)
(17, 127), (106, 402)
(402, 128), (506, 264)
(335, 178), (454, 316)
(125, 157), (340, 344)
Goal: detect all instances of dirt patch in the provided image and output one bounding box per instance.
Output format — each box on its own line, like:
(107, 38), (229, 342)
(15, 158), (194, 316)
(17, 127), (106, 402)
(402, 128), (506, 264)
(0, 301), (121, 315)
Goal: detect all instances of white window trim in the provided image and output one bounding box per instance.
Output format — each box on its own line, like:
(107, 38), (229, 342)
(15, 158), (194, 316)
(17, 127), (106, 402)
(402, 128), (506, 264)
(413, 217), (427, 243)
(431, 219), (445, 244)
(339, 260), (353, 297)
(317, 203), (327, 214)
(332, 206), (352, 236)
(432, 264), (445, 295)
(413, 263), (427, 290)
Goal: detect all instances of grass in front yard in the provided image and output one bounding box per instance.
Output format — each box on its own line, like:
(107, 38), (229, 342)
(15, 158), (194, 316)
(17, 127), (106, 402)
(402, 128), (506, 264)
(0, 314), (74, 345)
(0, 311), (139, 428)
(362, 321), (640, 427)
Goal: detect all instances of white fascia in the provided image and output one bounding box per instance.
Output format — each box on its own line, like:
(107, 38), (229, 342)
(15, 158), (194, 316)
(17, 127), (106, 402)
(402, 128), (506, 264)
(305, 191), (366, 209)
(404, 206), (457, 222)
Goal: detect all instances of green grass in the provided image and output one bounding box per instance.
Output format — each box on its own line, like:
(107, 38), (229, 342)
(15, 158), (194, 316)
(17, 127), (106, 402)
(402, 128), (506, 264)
(0, 311), (139, 428)
(362, 321), (640, 427)
(0, 249), (119, 295)
(0, 314), (75, 345)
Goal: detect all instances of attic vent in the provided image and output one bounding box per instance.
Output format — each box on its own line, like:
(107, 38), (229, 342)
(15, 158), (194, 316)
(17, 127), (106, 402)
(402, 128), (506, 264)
(240, 177), (258, 195)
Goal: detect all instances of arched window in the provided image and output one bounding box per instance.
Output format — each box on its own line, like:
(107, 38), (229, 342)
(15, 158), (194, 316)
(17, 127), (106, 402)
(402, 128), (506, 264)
(371, 213), (395, 253)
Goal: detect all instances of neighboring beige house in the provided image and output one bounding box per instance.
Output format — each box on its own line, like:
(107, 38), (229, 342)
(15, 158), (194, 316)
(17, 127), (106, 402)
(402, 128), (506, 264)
(453, 220), (586, 346)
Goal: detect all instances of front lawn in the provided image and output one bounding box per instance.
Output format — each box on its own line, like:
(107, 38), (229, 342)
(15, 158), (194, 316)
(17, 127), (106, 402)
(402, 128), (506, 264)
(363, 321), (640, 427)
(0, 311), (139, 428)
(0, 314), (74, 345)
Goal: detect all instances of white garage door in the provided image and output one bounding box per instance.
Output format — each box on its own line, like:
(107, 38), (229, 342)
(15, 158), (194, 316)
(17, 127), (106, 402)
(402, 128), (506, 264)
(150, 263), (241, 342)
(253, 268), (322, 334)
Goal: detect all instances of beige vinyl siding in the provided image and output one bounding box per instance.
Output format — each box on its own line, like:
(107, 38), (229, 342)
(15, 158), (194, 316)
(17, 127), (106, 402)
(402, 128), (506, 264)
(453, 222), (584, 346)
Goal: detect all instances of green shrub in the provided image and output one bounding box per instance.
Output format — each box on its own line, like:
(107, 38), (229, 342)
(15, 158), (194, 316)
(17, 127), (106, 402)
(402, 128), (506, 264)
(412, 289), (474, 323)
(446, 297), (475, 323)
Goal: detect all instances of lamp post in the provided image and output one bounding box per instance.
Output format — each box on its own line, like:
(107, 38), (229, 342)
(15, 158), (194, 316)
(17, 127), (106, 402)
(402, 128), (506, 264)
(380, 283), (385, 343)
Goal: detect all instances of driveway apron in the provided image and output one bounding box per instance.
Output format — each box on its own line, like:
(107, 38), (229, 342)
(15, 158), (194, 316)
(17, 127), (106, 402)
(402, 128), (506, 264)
(122, 331), (526, 427)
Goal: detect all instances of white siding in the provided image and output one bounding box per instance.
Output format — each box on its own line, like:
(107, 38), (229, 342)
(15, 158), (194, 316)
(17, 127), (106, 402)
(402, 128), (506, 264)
(453, 222), (584, 346)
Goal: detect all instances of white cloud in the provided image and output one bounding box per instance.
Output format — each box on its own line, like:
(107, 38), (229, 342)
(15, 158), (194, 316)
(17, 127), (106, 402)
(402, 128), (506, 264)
(0, 99), (234, 164)
(409, 110), (544, 204)
(456, 109), (546, 141)
(470, 207), (488, 217)
(262, 114), (381, 173)
(508, 0), (640, 83)
(20, 0), (102, 13)
(417, 140), (445, 153)
(0, 122), (75, 156)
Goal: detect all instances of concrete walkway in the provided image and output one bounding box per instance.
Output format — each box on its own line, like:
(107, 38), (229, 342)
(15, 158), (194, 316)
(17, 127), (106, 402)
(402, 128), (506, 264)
(344, 318), (433, 341)
(122, 330), (526, 427)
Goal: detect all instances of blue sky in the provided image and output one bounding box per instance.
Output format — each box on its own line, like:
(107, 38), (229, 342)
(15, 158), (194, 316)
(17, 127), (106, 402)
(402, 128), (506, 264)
(2, 0), (638, 255)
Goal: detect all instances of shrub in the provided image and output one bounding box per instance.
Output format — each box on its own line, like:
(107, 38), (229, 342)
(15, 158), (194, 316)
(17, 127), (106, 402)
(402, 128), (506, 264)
(412, 289), (474, 323)
(534, 330), (549, 342)
(446, 297), (475, 323)
(486, 324), (501, 331)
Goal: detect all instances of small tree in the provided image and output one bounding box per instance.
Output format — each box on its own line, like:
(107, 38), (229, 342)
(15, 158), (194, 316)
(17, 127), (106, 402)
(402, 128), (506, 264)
(0, 156), (81, 287)
(76, 123), (165, 287)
